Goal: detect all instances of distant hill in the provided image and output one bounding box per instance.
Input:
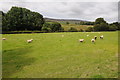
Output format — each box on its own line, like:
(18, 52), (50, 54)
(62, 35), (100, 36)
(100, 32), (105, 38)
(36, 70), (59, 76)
(44, 17), (90, 24)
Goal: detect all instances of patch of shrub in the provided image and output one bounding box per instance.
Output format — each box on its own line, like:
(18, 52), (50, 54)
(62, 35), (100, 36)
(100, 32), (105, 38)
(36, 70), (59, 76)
(68, 27), (78, 32)
(86, 27), (94, 32)
(42, 22), (63, 32)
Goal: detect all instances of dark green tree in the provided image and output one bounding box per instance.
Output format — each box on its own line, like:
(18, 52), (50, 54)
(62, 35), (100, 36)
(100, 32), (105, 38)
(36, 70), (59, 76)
(1, 11), (9, 31)
(0, 11), (2, 32)
(2, 6), (44, 31)
(109, 24), (117, 31)
(80, 21), (94, 25)
(94, 18), (109, 31)
(110, 22), (120, 30)
(42, 27), (51, 32)
(42, 22), (63, 32)
(66, 22), (69, 25)
(95, 18), (106, 25)
(94, 23), (109, 31)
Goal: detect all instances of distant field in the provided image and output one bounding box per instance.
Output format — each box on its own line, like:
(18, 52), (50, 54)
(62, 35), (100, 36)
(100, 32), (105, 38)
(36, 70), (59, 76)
(62, 24), (93, 31)
(56, 21), (82, 24)
(2, 31), (118, 78)
(45, 18), (85, 24)
(45, 18), (93, 31)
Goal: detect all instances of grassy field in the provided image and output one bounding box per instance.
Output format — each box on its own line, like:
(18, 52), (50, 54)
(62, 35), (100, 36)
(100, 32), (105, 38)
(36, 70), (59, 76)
(61, 24), (93, 31)
(2, 31), (118, 78)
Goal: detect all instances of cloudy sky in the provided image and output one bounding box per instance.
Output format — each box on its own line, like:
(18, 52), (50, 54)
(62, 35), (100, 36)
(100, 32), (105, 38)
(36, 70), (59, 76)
(0, 0), (119, 23)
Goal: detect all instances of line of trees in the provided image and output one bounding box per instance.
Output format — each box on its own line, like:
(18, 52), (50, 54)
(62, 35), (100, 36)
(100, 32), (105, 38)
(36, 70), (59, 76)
(86, 18), (120, 32)
(66, 21), (94, 25)
(67, 18), (120, 32)
(79, 21), (94, 25)
(66, 18), (120, 32)
(65, 18), (120, 32)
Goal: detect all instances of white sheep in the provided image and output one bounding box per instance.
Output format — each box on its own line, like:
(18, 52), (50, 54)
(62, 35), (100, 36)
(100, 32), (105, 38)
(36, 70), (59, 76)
(79, 39), (84, 42)
(62, 35), (64, 37)
(27, 39), (33, 43)
(100, 35), (103, 39)
(87, 35), (89, 37)
(2, 38), (6, 40)
(91, 39), (95, 43)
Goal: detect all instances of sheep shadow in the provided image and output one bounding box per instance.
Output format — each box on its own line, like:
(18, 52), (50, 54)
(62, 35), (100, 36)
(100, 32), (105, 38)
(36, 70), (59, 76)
(2, 47), (36, 78)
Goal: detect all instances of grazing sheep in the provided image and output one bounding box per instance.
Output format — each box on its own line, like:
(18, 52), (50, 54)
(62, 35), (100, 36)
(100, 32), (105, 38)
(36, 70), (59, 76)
(91, 39), (95, 43)
(62, 35), (64, 37)
(79, 39), (84, 42)
(94, 36), (97, 40)
(30, 39), (33, 41)
(27, 39), (32, 43)
(87, 35), (89, 37)
(2, 38), (6, 40)
(100, 35), (103, 39)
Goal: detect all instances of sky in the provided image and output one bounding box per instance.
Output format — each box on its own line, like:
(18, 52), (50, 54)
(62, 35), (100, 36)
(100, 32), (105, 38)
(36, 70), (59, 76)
(0, 0), (119, 23)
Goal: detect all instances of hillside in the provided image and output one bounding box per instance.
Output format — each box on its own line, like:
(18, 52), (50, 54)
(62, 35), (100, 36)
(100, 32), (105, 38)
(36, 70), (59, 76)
(62, 24), (93, 31)
(44, 17), (93, 31)
(44, 17), (89, 24)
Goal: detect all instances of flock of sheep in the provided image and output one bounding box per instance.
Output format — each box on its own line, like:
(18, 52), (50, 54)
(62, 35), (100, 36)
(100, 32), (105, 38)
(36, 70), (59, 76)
(2, 38), (34, 43)
(2, 34), (104, 44)
(79, 35), (104, 43)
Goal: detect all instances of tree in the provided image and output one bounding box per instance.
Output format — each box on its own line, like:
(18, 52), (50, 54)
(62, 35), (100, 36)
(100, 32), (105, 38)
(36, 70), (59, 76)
(2, 6), (44, 31)
(93, 18), (109, 31)
(42, 22), (63, 32)
(110, 22), (120, 30)
(79, 21), (94, 25)
(66, 22), (69, 25)
(85, 22), (94, 25)
(109, 24), (117, 31)
(58, 27), (64, 32)
(95, 18), (107, 25)
(0, 11), (2, 32)
(94, 23), (109, 31)
(68, 27), (78, 32)
(1, 11), (9, 31)
(41, 27), (51, 32)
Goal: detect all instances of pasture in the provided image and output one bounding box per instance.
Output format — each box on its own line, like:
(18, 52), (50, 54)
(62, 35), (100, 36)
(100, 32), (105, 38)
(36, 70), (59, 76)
(62, 24), (93, 31)
(2, 31), (118, 78)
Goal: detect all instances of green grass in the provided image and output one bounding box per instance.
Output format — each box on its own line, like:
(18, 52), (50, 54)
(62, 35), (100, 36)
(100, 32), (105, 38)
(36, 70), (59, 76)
(2, 31), (118, 78)
(61, 24), (93, 31)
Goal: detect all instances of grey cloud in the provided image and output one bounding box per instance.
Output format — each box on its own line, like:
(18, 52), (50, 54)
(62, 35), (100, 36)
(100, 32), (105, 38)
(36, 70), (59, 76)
(64, 2), (118, 22)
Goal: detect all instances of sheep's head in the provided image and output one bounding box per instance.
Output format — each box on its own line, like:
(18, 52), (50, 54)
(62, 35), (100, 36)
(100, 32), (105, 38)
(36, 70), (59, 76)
(79, 39), (84, 42)
(2, 38), (6, 40)
(91, 39), (95, 42)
